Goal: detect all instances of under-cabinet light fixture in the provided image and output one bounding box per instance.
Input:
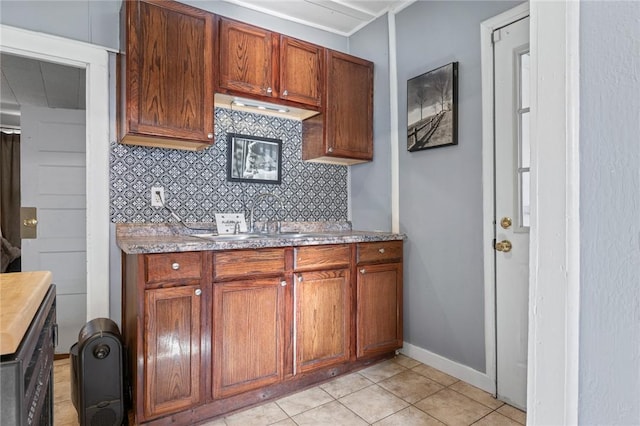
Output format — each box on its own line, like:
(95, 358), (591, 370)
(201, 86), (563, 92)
(231, 99), (289, 114)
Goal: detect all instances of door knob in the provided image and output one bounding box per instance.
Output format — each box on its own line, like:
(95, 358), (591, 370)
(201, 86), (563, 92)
(500, 217), (512, 229)
(23, 218), (38, 227)
(495, 240), (512, 253)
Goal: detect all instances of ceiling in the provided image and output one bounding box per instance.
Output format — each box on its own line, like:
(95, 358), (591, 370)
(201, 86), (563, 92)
(221, 0), (414, 35)
(0, 0), (413, 129)
(1, 53), (85, 129)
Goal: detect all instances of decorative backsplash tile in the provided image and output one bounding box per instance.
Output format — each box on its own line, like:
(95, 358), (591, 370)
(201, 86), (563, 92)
(110, 108), (348, 223)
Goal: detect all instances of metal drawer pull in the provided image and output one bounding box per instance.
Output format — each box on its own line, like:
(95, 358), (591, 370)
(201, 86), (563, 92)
(195, 289), (202, 296)
(378, 248), (385, 254)
(171, 263), (180, 270)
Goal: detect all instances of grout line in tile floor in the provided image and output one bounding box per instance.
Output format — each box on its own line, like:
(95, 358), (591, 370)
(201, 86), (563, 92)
(53, 355), (526, 426)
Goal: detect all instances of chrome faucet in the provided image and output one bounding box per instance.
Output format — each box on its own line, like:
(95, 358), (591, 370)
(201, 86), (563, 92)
(249, 192), (284, 233)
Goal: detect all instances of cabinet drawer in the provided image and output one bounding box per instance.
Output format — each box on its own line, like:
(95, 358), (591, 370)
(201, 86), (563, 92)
(294, 244), (350, 271)
(214, 248), (285, 281)
(357, 241), (403, 264)
(144, 252), (202, 285)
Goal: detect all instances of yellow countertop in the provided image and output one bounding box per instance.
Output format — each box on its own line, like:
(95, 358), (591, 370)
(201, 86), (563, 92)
(0, 271), (52, 355)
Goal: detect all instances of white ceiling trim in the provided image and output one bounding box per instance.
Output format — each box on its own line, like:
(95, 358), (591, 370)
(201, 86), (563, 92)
(221, 0), (414, 36)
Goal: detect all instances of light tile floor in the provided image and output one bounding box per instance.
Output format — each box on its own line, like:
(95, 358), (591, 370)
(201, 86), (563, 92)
(54, 355), (526, 426)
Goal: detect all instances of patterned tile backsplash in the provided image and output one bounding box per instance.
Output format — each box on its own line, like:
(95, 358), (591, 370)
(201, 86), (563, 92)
(110, 108), (348, 223)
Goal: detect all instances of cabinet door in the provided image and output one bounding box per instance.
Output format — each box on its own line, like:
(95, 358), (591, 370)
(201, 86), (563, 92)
(213, 278), (285, 398)
(356, 263), (403, 358)
(144, 285), (202, 419)
(218, 18), (276, 98)
(325, 50), (373, 160)
(295, 269), (350, 373)
(123, 0), (214, 148)
(280, 36), (323, 107)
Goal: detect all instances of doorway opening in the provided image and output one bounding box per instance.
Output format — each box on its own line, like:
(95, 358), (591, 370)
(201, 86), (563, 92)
(0, 24), (111, 324)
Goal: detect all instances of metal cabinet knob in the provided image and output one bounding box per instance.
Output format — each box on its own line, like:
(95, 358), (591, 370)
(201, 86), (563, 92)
(207, 133), (214, 139)
(171, 263), (180, 270)
(283, 90), (288, 96)
(266, 87), (273, 94)
(195, 289), (202, 296)
(281, 281), (287, 287)
(298, 276), (303, 282)
(360, 268), (366, 274)
(378, 248), (385, 254)
(328, 147), (333, 153)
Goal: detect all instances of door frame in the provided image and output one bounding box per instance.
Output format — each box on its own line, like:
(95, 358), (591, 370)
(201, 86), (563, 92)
(480, 1), (530, 398)
(527, 2), (580, 424)
(0, 24), (112, 319)
(481, 2), (581, 423)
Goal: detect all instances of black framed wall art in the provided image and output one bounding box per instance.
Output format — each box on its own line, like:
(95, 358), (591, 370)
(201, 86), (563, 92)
(227, 133), (283, 184)
(407, 62), (458, 152)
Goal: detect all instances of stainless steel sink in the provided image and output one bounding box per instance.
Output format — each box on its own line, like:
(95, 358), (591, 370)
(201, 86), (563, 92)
(190, 231), (341, 241)
(273, 232), (341, 238)
(191, 233), (264, 240)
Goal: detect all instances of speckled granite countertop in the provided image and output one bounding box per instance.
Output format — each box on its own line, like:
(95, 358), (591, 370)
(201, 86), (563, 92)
(117, 222), (406, 254)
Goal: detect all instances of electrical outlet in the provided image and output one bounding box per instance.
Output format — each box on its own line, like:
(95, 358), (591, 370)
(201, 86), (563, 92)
(151, 186), (165, 207)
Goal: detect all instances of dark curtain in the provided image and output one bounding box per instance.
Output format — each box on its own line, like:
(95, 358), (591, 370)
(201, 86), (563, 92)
(0, 132), (21, 249)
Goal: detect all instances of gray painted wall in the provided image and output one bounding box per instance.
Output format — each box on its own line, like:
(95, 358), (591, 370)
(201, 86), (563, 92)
(579, 2), (640, 424)
(394, 1), (519, 373)
(349, 15), (392, 232)
(0, 0), (347, 54)
(0, 1), (121, 49)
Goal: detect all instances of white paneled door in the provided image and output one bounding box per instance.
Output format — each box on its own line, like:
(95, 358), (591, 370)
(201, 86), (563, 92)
(20, 105), (86, 354)
(493, 16), (530, 410)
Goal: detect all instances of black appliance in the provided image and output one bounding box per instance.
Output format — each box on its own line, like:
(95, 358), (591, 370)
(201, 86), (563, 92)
(70, 318), (126, 426)
(0, 285), (56, 426)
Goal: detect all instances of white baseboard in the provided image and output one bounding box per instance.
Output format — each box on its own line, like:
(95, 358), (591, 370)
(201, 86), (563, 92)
(400, 342), (496, 394)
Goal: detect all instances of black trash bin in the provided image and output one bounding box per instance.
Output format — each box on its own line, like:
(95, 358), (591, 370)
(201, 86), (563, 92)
(70, 318), (126, 426)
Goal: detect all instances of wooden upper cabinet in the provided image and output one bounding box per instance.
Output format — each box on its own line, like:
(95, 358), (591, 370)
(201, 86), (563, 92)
(303, 50), (374, 165)
(217, 17), (323, 108)
(119, 0), (215, 150)
(217, 17), (276, 98)
(279, 36), (323, 107)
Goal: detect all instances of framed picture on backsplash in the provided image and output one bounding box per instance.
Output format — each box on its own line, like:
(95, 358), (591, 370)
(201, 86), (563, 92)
(227, 133), (283, 184)
(407, 61), (458, 152)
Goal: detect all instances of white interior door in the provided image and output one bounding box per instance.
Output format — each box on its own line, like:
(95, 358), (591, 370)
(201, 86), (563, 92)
(494, 16), (530, 410)
(20, 105), (86, 354)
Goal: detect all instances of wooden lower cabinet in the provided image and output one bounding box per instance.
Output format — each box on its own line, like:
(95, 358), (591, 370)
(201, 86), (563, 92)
(356, 262), (403, 358)
(123, 241), (402, 424)
(212, 278), (285, 398)
(143, 285), (202, 419)
(356, 241), (404, 359)
(294, 268), (350, 373)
